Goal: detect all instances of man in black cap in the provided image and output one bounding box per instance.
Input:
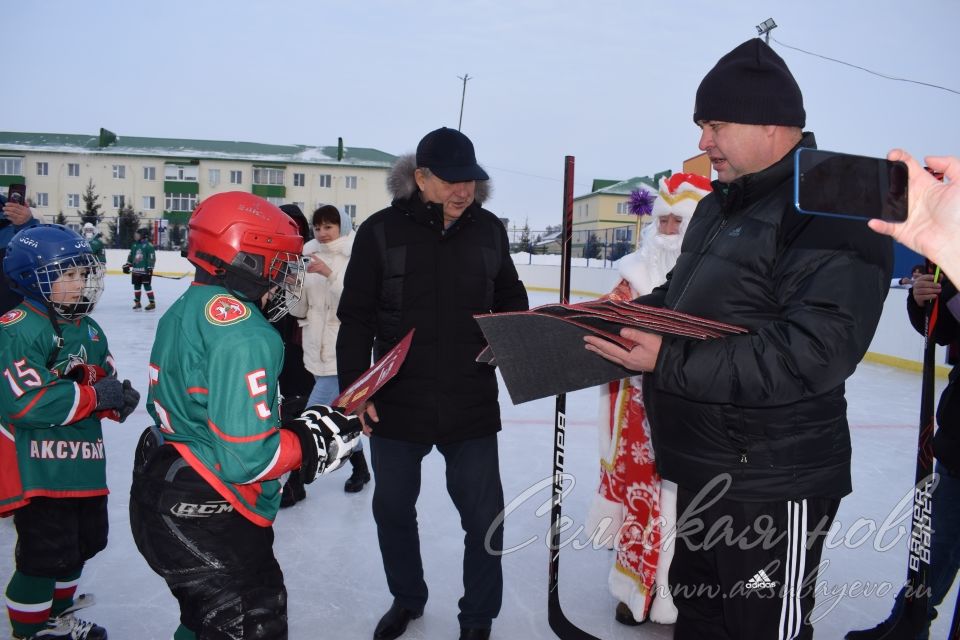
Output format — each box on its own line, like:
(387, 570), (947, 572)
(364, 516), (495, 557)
(585, 39), (893, 638)
(337, 127), (528, 640)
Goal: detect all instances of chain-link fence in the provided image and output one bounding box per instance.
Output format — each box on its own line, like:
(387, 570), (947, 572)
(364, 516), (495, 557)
(38, 213), (187, 251)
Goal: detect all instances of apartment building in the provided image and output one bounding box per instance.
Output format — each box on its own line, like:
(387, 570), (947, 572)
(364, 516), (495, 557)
(0, 128), (397, 236)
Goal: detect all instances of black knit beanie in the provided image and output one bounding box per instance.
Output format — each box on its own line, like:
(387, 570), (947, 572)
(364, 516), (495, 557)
(693, 38), (805, 127)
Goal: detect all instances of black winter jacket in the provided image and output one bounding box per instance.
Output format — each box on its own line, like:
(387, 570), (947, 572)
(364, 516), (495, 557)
(907, 276), (960, 473)
(640, 132), (893, 502)
(336, 161), (528, 444)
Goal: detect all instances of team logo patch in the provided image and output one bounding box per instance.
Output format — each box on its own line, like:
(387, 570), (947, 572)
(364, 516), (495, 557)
(205, 295), (251, 326)
(0, 309), (26, 326)
(88, 325), (100, 342)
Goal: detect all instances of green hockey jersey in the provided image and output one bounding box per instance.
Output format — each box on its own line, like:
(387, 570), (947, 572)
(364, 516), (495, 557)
(126, 240), (156, 274)
(0, 301), (116, 514)
(148, 284), (298, 526)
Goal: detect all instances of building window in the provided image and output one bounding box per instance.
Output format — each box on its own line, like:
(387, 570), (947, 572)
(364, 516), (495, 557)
(35, 193), (48, 207)
(112, 195), (125, 209)
(143, 166), (156, 181)
(165, 193), (198, 212)
(318, 174), (332, 188)
(293, 173), (305, 187)
(68, 163), (80, 177)
(265, 196), (285, 206)
(253, 167), (284, 185)
(0, 157), (23, 175)
(293, 201), (305, 211)
(616, 202), (632, 214)
(164, 165), (198, 181)
(614, 227), (632, 242)
(230, 170), (242, 185)
(67, 193), (80, 208)
(143, 196), (156, 210)
(36, 162), (48, 176)
(112, 165), (126, 179)
(343, 204), (357, 223)
(344, 176), (358, 189)
(208, 169), (220, 187)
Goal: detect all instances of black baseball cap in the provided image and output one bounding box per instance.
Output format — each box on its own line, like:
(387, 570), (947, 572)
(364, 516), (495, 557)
(415, 127), (489, 182)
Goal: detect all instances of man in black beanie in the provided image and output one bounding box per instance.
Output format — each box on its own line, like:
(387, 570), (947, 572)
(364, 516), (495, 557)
(585, 38), (893, 639)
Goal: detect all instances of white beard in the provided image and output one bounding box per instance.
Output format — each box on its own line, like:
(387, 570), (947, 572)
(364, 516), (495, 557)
(638, 233), (682, 288)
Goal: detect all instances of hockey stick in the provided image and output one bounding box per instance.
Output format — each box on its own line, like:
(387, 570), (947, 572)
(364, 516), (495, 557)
(547, 156), (600, 640)
(875, 263), (940, 639)
(151, 272), (191, 280)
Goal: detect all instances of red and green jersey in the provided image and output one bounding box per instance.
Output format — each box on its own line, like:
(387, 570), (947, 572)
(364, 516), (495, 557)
(148, 284), (299, 526)
(126, 240), (156, 274)
(0, 301), (116, 514)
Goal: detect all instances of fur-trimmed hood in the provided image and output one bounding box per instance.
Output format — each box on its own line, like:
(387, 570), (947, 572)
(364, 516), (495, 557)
(387, 153), (492, 204)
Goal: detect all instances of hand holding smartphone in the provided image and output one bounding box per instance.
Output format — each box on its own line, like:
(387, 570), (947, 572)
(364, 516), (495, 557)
(794, 148), (908, 222)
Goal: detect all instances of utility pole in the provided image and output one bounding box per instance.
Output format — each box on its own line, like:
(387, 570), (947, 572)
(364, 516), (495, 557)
(457, 73), (472, 131)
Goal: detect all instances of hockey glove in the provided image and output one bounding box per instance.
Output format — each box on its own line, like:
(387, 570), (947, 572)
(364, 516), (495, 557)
(145, 268), (153, 277)
(64, 363), (108, 386)
(93, 378), (141, 423)
(282, 404), (361, 484)
(122, 263), (131, 274)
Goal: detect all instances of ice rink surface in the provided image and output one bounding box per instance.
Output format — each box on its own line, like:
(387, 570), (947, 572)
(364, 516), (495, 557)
(2, 276), (956, 639)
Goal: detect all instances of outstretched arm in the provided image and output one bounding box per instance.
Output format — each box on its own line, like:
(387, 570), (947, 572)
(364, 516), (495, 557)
(870, 151), (960, 280)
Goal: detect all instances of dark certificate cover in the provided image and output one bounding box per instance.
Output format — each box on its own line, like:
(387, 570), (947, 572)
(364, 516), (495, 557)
(474, 300), (746, 405)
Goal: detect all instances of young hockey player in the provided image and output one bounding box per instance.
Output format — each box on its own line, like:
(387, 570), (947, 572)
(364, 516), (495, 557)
(122, 228), (156, 310)
(0, 224), (141, 640)
(128, 191), (362, 640)
(80, 224), (106, 267)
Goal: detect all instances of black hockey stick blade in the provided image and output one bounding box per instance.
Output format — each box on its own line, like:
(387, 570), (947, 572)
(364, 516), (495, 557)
(151, 272), (191, 280)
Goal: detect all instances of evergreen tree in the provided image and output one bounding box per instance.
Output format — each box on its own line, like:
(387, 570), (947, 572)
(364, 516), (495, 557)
(108, 204), (141, 248)
(55, 211), (68, 226)
(608, 239), (631, 262)
(80, 178), (103, 226)
(517, 221), (533, 254)
(582, 233), (602, 259)
(169, 223), (185, 249)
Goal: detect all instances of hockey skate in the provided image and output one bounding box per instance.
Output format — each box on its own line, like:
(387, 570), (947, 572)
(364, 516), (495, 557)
(17, 594), (108, 640)
(144, 302), (156, 311)
(132, 301), (141, 310)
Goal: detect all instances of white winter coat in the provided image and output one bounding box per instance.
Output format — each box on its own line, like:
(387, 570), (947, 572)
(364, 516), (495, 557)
(289, 232), (354, 376)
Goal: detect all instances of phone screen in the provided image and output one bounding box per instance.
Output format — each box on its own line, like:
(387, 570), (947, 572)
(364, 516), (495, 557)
(794, 148), (908, 222)
(6, 184), (26, 205)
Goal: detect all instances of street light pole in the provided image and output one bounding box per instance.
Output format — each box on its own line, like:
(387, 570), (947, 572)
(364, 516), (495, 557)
(457, 73), (472, 131)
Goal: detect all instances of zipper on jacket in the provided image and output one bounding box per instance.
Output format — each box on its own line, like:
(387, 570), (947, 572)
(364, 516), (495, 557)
(672, 216), (728, 309)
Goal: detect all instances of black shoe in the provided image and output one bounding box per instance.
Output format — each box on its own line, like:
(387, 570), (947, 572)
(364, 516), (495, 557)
(279, 471), (307, 508)
(459, 628), (491, 640)
(614, 601), (645, 626)
(344, 450), (371, 493)
(373, 602), (422, 640)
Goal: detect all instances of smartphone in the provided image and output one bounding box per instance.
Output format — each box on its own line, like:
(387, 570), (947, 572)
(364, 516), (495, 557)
(794, 148), (908, 222)
(6, 184), (26, 206)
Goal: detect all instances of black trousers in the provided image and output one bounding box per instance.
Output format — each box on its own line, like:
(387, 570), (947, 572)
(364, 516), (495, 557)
(670, 484), (840, 640)
(13, 495), (107, 577)
(370, 434), (504, 629)
(129, 445), (287, 640)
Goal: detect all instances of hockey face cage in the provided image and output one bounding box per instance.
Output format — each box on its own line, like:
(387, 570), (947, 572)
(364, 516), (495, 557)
(33, 253), (105, 319)
(261, 251), (305, 323)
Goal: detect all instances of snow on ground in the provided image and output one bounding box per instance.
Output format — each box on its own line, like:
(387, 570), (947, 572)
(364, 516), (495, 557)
(1, 277), (956, 639)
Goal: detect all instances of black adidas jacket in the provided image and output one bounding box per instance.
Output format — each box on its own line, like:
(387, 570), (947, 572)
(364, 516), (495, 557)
(640, 132), (893, 502)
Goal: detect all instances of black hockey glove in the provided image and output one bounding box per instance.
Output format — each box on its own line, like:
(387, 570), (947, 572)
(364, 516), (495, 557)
(145, 268), (153, 277)
(282, 405), (361, 484)
(93, 378), (141, 423)
(122, 263), (131, 274)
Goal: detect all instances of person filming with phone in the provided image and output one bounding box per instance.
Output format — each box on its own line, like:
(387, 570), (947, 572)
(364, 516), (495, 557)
(583, 38), (893, 639)
(0, 186), (39, 314)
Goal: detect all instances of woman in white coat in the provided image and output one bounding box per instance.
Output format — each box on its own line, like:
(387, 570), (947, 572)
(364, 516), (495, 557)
(290, 204), (370, 493)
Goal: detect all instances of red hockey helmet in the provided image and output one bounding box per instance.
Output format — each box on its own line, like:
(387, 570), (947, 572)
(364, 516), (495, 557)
(187, 191), (305, 321)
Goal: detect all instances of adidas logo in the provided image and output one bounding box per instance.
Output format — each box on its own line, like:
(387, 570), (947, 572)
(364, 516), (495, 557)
(744, 569), (776, 590)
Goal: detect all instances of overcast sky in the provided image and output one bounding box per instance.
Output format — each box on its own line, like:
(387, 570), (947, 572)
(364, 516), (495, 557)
(5, 0), (958, 230)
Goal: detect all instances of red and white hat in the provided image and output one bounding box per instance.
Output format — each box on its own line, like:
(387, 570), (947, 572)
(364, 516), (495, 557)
(651, 172), (713, 220)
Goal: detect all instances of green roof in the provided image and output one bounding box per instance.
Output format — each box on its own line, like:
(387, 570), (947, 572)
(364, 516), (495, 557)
(0, 130), (397, 168)
(591, 179), (621, 192)
(575, 170), (672, 201)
